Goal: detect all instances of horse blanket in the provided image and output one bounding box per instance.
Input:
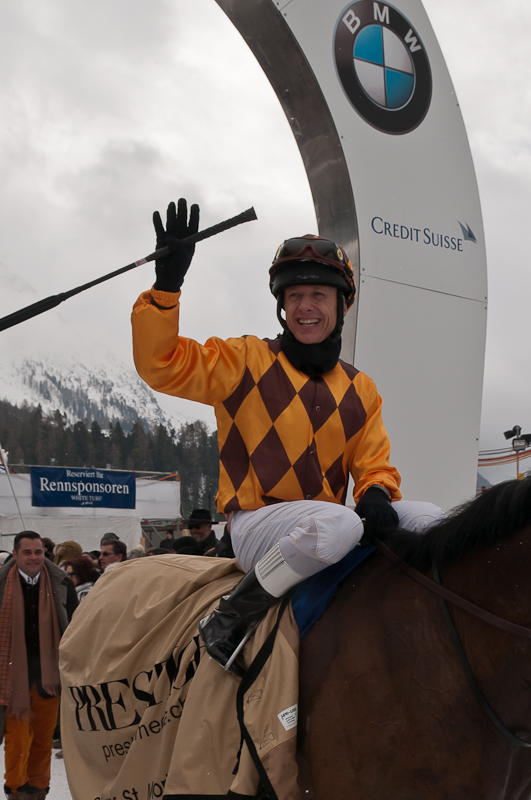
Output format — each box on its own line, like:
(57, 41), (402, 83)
(59, 555), (300, 800)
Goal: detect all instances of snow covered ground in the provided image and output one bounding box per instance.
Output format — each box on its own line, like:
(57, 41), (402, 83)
(0, 743), (72, 800)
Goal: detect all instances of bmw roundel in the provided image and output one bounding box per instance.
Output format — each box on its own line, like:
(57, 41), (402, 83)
(334, 1), (432, 134)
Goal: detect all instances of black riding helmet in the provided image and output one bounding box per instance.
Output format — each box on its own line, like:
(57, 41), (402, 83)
(269, 235), (356, 339)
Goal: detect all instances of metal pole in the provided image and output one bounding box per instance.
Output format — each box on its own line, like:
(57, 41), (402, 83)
(0, 444), (26, 529)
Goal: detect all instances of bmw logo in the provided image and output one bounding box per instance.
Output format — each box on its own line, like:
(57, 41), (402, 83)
(334, 1), (432, 134)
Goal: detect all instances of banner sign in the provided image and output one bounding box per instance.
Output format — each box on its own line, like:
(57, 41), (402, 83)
(31, 467), (136, 509)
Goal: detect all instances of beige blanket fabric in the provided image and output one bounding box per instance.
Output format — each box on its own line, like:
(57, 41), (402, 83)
(60, 555), (300, 800)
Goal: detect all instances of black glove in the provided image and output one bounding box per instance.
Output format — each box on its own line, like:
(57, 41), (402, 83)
(153, 198), (200, 292)
(356, 486), (399, 546)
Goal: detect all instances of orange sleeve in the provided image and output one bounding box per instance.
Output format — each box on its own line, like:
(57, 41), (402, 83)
(347, 373), (402, 503)
(131, 288), (248, 407)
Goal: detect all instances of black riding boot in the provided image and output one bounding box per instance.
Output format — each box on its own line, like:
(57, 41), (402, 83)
(198, 569), (277, 675)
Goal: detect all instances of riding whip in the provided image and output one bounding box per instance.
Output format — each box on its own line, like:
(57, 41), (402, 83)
(0, 206), (257, 333)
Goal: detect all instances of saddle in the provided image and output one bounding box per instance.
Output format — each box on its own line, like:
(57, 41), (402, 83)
(292, 543), (376, 638)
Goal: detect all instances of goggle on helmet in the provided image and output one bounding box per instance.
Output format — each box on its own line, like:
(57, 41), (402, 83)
(269, 235), (356, 309)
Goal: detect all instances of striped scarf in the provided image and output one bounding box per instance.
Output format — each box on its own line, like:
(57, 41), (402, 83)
(0, 565), (15, 706)
(0, 564), (61, 718)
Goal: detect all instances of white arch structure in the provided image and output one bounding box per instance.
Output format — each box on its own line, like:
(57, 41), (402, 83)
(215, 0), (487, 510)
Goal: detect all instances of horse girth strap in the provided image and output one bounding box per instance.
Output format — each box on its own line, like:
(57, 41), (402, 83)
(377, 540), (531, 640)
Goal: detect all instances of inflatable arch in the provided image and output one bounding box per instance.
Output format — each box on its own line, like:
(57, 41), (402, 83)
(215, 0), (487, 510)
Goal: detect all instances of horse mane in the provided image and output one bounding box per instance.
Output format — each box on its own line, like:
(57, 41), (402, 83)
(381, 477), (531, 572)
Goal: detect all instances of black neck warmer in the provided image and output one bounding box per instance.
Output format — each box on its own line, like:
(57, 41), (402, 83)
(280, 329), (342, 377)
(277, 291), (344, 377)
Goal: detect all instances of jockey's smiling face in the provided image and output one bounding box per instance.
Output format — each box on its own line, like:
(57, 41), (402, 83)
(284, 284), (339, 345)
(13, 537), (45, 579)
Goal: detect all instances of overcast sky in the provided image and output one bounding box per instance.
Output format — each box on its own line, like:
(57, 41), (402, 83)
(0, 0), (530, 484)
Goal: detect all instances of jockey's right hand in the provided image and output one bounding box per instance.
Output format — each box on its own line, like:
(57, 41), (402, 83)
(153, 198), (200, 292)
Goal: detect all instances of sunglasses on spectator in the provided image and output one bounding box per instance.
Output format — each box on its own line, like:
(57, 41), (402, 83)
(188, 523), (207, 530)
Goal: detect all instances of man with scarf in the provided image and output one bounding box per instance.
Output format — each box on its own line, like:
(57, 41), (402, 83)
(131, 199), (444, 674)
(0, 531), (78, 800)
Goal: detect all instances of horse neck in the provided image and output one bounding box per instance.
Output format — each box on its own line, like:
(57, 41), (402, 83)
(440, 524), (531, 629)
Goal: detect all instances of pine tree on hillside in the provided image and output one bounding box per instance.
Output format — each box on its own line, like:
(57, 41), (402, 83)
(0, 400), (222, 519)
(127, 420), (152, 471)
(90, 420), (108, 467)
(152, 424), (176, 472)
(49, 410), (68, 465)
(71, 420), (90, 467)
(176, 420), (220, 520)
(109, 421), (126, 469)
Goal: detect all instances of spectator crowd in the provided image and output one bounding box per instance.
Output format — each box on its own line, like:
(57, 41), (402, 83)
(0, 509), (229, 800)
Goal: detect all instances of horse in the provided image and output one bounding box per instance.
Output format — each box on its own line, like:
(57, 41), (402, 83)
(297, 477), (531, 800)
(60, 477), (531, 800)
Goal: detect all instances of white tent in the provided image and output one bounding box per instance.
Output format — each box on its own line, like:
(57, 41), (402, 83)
(0, 473), (180, 552)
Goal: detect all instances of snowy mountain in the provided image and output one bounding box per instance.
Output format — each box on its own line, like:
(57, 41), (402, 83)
(0, 353), (174, 431)
(0, 261), (198, 432)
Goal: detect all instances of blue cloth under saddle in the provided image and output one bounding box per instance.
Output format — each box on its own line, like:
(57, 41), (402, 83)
(291, 544), (376, 639)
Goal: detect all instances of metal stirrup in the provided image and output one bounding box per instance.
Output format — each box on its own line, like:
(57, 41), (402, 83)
(223, 623), (258, 673)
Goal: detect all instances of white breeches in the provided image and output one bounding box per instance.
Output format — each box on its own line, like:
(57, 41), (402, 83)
(231, 499), (445, 577)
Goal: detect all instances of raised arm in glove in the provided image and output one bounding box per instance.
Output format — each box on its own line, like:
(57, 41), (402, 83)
(153, 198), (200, 293)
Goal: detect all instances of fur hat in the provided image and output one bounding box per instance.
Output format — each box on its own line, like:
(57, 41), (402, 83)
(127, 544), (145, 560)
(54, 540), (83, 565)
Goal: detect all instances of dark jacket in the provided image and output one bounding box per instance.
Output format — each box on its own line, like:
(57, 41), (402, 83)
(159, 538), (175, 551)
(198, 530), (219, 556)
(203, 526), (234, 558)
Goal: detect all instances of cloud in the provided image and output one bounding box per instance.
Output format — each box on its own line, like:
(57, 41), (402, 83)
(1, 0), (530, 483)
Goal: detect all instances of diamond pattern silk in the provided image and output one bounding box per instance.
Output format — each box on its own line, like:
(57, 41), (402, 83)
(132, 289), (402, 514)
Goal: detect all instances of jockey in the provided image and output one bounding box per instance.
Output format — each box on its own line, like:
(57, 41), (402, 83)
(131, 199), (444, 674)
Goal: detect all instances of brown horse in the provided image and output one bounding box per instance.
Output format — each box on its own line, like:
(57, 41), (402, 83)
(297, 477), (531, 800)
